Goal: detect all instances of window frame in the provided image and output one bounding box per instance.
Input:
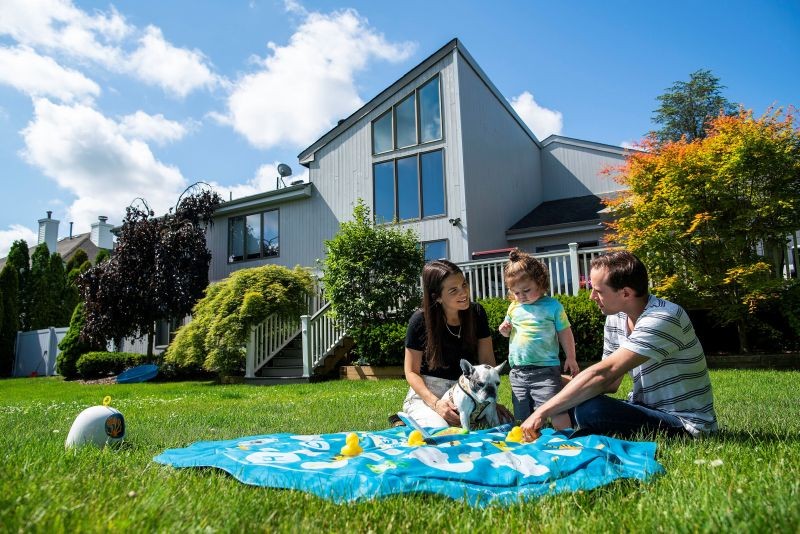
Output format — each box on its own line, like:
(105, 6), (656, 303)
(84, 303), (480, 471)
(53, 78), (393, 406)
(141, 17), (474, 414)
(227, 208), (281, 264)
(372, 148), (446, 224)
(370, 74), (443, 156)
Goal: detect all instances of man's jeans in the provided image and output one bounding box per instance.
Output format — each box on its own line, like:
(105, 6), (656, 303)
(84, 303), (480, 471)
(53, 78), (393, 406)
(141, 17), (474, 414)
(570, 395), (690, 438)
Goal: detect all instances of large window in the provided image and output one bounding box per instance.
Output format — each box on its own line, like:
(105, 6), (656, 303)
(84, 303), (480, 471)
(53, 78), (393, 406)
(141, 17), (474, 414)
(371, 75), (442, 154)
(374, 149), (445, 224)
(228, 209), (279, 263)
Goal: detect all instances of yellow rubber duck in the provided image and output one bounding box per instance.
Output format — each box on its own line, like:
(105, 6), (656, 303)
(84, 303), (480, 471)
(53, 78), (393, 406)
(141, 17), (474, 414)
(506, 426), (524, 443)
(408, 430), (426, 447)
(340, 432), (363, 456)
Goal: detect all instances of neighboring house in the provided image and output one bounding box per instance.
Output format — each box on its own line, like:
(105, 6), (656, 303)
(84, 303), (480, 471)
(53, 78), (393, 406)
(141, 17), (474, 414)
(206, 38), (628, 283)
(0, 211), (114, 271)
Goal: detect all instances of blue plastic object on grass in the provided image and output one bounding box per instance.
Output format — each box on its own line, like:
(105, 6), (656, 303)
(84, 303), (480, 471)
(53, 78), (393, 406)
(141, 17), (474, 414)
(117, 364), (158, 384)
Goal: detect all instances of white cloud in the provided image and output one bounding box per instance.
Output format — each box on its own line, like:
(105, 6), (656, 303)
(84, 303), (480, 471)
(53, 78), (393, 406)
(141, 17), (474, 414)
(510, 91), (563, 141)
(620, 140), (637, 150)
(0, 224), (37, 258)
(0, 0), (216, 98)
(119, 111), (189, 146)
(0, 0), (129, 67)
(126, 26), (218, 98)
(213, 162), (309, 201)
(0, 45), (100, 102)
(226, 8), (416, 149)
(20, 99), (187, 233)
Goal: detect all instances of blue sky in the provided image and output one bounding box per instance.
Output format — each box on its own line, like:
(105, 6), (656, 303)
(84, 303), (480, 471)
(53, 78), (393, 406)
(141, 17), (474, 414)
(1, 0), (798, 256)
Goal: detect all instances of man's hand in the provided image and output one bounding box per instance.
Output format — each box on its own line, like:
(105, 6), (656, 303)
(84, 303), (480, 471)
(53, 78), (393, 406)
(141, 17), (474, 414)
(498, 320), (512, 338)
(520, 411), (544, 442)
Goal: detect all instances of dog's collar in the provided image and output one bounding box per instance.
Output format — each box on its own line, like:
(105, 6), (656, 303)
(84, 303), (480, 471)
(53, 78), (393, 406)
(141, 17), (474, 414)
(452, 375), (493, 424)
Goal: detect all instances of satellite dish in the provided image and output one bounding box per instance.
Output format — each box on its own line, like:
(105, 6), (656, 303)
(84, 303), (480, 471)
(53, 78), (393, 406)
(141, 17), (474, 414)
(277, 163), (292, 178)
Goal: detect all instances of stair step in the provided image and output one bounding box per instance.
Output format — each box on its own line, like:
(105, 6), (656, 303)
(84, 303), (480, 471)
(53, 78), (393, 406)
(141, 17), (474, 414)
(245, 376), (309, 386)
(259, 366), (304, 377)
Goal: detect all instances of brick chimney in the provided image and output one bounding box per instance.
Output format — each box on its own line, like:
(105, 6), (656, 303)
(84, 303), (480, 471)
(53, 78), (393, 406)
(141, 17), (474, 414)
(37, 211), (59, 254)
(90, 216), (114, 249)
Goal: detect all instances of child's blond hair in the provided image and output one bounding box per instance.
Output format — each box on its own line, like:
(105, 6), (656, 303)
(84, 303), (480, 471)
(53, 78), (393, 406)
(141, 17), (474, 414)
(503, 248), (549, 296)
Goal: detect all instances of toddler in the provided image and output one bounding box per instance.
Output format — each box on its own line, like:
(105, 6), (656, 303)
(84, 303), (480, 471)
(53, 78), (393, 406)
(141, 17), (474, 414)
(499, 249), (579, 429)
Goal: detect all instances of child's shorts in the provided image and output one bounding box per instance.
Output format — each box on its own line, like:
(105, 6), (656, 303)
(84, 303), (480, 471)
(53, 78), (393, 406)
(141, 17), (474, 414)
(509, 365), (563, 416)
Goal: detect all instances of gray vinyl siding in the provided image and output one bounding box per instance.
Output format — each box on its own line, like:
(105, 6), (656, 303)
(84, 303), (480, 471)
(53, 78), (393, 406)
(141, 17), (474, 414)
(309, 51), (464, 262)
(541, 140), (626, 201)
(208, 191), (320, 281)
(456, 52), (542, 259)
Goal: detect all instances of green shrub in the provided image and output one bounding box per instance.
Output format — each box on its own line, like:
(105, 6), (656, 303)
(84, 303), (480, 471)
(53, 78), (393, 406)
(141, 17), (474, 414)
(57, 302), (104, 379)
(745, 279), (800, 352)
(164, 265), (313, 375)
(350, 320), (408, 366)
(480, 290), (605, 364)
(76, 351), (149, 379)
(477, 297), (511, 363)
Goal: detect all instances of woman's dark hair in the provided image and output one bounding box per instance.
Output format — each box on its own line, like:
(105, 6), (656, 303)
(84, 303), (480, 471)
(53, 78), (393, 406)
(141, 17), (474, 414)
(421, 260), (477, 370)
(590, 250), (649, 297)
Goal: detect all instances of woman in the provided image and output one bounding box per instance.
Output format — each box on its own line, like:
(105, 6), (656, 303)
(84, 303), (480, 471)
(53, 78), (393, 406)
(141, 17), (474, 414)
(400, 260), (512, 428)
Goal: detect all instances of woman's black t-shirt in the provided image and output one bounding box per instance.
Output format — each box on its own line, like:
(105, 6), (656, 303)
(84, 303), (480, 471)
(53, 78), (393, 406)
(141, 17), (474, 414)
(404, 302), (492, 381)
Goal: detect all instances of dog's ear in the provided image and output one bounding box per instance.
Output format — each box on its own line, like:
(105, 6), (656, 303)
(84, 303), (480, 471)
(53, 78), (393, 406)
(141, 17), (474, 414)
(460, 359), (474, 377)
(494, 360), (508, 375)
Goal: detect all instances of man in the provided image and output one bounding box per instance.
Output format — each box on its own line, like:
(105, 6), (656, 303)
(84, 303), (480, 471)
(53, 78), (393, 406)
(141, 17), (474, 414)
(520, 250), (717, 440)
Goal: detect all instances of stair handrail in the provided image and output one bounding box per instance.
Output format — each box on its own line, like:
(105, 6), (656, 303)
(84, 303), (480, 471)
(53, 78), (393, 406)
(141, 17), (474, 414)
(301, 300), (347, 377)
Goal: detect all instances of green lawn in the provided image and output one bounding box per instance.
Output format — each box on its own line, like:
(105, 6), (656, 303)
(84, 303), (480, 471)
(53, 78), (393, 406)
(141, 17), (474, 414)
(1, 370), (799, 533)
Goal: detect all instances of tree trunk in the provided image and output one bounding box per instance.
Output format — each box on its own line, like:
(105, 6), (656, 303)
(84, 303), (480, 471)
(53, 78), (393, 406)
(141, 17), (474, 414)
(147, 331), (154, 358)
(736, 318), (749, 353)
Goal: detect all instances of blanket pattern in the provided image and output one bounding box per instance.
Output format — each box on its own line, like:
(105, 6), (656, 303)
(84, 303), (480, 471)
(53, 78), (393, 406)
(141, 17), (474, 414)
(153, 425), (663, 507)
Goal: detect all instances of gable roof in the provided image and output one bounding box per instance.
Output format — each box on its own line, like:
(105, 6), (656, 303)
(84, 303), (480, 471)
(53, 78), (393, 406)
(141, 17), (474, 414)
(0, 232), (103, 271)
(540, 134), (631, 156)
(297, 38), (540, 166)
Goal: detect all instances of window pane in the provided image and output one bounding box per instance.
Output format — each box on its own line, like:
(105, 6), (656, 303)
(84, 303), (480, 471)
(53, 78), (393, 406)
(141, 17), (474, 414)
(420, 150), (445, 217)
(372, 111), (392, 154)
(424, 240), (447, 261)
(373, 161), (395, 223)
(228, 216), (244, 262)
(397, 156), (419, 221)
(419, 77), (442, 143)
(245, 213), (261, 259)
(262, 209), (279, 258)
(395, 93), (417, 148)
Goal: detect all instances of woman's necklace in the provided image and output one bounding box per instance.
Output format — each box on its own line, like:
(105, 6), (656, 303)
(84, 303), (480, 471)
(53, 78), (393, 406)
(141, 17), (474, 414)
(445, 323), (461, 339)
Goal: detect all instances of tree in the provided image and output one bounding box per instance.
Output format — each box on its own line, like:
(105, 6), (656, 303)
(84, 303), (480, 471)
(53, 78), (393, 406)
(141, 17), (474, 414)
(5, 240), (30, 331)
(79, 188), (222, 356)
(164, 265), (313, 375)
(0, 265), (19, 376)
(319, 199), (424, 357)
(606, 108), (800, 350)
(56, 302), (104, 379)
(651, 69), (736, 143)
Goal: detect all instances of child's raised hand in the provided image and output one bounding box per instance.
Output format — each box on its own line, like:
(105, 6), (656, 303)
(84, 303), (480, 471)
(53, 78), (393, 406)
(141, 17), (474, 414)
(498, 320), (512, 337)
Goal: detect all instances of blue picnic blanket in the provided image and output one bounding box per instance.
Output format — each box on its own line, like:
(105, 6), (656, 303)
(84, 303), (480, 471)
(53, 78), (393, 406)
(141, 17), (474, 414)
(153, 425), (663, 507)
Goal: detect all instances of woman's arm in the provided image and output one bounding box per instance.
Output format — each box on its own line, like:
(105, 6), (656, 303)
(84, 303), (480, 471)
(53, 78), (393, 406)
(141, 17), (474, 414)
(404, 347), (460, 425)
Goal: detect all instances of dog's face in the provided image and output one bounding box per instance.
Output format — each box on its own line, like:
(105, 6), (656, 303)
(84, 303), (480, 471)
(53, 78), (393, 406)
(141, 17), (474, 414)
(460, 359), (504, 403)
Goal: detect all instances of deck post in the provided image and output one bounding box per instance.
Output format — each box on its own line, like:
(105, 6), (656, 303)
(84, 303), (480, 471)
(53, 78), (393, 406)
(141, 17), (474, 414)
(301, 315), (311, 378)
(568, 242), (580, 295)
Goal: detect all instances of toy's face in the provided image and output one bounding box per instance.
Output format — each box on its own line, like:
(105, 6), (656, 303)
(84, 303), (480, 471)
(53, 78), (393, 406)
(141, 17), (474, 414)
(65, 406), (126, 449)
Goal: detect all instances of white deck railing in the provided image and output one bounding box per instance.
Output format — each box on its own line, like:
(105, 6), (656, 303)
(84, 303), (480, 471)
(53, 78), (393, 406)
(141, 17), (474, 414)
(460, 243), (612, 301)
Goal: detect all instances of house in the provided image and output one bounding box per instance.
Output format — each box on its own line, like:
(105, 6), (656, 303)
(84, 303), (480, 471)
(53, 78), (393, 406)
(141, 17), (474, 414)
(0, 211), (114, 271)
(206, 38), (628, 283)
(196, 38), (634, 382)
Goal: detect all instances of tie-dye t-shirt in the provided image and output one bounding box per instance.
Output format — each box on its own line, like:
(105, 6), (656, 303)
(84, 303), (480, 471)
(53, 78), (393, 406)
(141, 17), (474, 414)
(505, 297), (570, 367)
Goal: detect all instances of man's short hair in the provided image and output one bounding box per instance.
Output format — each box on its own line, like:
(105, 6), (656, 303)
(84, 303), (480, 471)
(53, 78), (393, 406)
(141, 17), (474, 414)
(590, 250), (649, 297)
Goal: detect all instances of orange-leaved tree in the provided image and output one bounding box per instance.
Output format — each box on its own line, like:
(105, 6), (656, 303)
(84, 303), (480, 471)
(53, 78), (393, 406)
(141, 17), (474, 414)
(604, 107), (800, 351)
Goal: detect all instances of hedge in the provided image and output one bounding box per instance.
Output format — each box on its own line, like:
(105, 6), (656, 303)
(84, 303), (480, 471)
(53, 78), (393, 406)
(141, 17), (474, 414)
(75, 351), (150, 379)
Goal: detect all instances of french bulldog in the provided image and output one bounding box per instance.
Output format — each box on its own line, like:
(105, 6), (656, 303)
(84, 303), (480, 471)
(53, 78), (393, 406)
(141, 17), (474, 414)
(445, 359), (506, 431)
